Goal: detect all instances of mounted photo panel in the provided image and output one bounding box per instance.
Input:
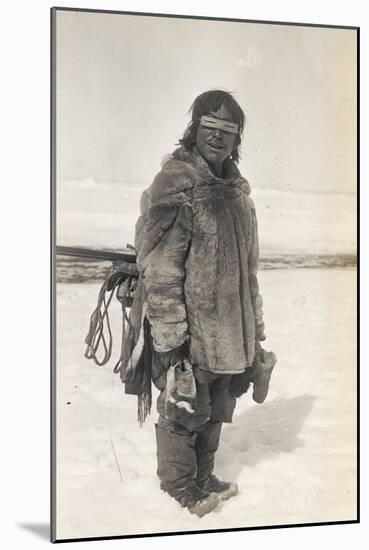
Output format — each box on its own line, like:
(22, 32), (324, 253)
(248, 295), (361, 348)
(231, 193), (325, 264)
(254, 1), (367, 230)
(51, 7), (358, 543)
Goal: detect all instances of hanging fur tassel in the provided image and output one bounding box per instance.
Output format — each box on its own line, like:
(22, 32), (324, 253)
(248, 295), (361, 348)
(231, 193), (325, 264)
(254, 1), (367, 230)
(135, 318), (153, 425)
(138, 391), (152, 426)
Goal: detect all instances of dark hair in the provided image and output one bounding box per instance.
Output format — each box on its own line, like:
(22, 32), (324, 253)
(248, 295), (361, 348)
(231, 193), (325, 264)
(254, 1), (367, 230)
(178, 90), (245, 163)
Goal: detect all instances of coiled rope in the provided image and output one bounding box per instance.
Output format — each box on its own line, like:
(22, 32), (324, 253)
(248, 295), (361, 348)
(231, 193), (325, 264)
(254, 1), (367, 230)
(84, 260), (138, 371)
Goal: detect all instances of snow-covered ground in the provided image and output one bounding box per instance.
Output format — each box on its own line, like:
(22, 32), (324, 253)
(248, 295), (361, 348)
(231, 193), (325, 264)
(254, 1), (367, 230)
(55, 268), (357, 540)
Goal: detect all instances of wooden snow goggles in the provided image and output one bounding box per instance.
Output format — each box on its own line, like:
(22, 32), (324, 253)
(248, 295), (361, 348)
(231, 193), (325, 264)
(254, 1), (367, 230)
(199, 115), (239, 135)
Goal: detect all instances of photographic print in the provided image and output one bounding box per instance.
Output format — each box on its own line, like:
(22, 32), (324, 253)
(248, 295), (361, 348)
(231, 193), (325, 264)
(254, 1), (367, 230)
(51, 7), (358, 542)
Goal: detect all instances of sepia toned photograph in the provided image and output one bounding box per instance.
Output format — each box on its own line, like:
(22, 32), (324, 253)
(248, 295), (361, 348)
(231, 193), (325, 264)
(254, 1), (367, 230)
(51, 7), (358, 542)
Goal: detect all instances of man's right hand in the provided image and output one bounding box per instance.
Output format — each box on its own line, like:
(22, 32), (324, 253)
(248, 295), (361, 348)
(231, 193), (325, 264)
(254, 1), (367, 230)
(155, 341), (189, 369)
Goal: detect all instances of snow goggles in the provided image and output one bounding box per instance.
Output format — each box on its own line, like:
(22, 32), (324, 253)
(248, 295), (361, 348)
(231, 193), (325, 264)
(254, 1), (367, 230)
(199, 115), (239, 135)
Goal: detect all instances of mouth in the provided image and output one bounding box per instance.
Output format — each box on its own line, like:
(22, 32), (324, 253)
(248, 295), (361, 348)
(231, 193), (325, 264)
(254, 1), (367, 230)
(207, 142), (224, 152)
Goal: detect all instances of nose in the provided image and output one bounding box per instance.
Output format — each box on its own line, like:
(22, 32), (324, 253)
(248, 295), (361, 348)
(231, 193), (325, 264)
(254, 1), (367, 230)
(212, 128), (222, 139)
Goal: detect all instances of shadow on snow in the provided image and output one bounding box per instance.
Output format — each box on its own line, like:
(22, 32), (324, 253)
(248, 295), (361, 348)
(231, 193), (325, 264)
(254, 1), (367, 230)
(218, 394), (316, 474)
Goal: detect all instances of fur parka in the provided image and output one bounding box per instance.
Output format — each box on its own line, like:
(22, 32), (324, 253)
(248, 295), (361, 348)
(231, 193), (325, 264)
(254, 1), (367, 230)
(127, 146), (265, 378)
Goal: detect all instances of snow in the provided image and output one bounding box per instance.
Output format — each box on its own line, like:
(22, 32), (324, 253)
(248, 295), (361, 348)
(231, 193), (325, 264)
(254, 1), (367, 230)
(55, 268), (357, 540)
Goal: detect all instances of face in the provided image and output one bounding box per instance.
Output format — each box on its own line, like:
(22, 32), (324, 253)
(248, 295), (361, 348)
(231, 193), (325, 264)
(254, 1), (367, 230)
(195, 104), (237, 174)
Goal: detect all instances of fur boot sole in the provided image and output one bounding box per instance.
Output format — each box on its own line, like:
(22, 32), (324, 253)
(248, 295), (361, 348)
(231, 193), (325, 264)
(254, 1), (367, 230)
(187, 492), (220, 517)
(216, 481), (238, 501)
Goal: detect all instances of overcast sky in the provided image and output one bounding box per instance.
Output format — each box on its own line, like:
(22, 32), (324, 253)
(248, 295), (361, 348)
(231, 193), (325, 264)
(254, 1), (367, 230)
(56, 10), (357, 194)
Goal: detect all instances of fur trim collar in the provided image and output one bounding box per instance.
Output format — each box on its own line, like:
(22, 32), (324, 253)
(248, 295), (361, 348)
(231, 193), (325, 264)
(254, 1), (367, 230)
(161, 146), (251, 196)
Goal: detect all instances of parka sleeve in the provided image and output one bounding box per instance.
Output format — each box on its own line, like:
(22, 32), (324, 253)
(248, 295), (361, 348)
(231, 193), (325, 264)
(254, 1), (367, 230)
(136, 165), (193, 353)
(248, 199), (266, 341)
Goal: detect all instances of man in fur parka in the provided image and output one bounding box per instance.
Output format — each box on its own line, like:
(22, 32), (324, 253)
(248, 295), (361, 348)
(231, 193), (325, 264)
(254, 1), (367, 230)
(123, 90), (275, 517)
